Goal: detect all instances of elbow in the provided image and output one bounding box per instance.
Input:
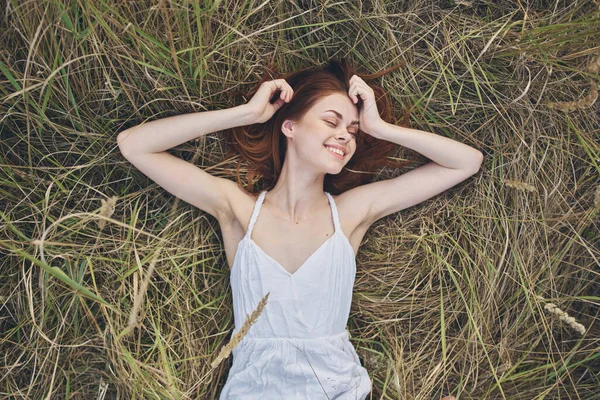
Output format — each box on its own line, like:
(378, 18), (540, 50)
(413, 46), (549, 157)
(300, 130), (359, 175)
(461, 151), (483, 175)
(117, 130), (133, 156)
(116, 130), (128, 146)
(470, 151), (484, 173)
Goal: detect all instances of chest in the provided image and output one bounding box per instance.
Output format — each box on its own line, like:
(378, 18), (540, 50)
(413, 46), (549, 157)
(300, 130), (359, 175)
(248, 218), (337, 275)
(219, 195), (366, 273)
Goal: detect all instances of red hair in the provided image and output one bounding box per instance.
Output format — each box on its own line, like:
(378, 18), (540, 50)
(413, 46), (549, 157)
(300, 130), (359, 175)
(224, 58), (413, 195)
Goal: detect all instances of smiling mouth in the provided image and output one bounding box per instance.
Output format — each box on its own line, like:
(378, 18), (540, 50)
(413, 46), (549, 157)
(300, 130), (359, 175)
(324, 145), (345, 159)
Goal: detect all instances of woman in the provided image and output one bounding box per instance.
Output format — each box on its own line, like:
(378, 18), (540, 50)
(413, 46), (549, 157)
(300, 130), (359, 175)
(117, 59), (476, 399)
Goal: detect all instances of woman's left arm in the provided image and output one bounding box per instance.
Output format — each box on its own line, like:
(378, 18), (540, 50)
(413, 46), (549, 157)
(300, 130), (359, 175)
(347, 74), (483, 170)
(370, 121), (483, 171)
(344, 75), (484, 226)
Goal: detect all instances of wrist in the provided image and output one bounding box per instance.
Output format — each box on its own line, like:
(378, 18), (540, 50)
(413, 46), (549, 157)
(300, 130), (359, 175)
(235, 104), (259, 126)
(366, 120), (388, 140)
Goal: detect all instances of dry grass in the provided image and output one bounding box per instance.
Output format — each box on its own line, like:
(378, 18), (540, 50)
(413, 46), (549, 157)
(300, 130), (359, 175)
(1, 1), (599, 399)
(210, 292), (269, 370)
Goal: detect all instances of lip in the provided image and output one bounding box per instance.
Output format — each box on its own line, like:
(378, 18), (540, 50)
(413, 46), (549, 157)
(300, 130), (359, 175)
(324, 145), (345, 159)
(324, 144), (347, 155)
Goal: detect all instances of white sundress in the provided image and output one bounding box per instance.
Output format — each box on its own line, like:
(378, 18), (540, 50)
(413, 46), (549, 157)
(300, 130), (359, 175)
(219, 190), (372, 399)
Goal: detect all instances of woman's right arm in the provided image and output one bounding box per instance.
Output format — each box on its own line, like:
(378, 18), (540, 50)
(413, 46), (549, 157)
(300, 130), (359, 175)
(116, 105), (256, 222)
(117, 105), (255, 155)
(116, 79), (293, 222)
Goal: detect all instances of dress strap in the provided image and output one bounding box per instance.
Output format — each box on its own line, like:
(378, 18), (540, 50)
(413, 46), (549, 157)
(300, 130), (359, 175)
(325, 192), (341, 234)
(246, 191), (339, 237)
(245, 190), (267, 239)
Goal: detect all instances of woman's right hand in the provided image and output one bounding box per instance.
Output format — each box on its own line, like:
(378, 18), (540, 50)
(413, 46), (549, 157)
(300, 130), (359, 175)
(244, 79), (294, 124)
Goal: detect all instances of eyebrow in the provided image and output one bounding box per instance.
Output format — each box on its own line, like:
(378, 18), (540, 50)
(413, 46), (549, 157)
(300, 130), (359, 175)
(324, 110), (359, 126)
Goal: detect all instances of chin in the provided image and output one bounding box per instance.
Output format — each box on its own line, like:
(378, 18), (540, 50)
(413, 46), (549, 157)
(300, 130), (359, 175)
(324, 162), (346, 175)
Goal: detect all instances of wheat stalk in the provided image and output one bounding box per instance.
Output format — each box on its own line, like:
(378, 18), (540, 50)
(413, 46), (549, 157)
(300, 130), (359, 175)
(211, 292), (270, 368)
(587, 53), (600, 73)
(546, 82), (598, 112)
(503, 179), (537, 192)
(97, 196), (119, 230)
(544, 303), (586, 335)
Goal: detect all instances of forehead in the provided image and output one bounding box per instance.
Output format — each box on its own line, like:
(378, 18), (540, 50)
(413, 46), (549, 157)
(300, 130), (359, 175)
(310, 93), (359, 122)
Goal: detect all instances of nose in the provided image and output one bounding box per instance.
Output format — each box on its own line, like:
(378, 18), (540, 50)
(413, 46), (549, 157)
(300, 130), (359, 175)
(335, 130), (352, 142)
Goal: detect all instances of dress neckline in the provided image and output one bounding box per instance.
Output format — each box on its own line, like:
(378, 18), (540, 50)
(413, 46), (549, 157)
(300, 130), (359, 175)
(244, 190), (340, 277)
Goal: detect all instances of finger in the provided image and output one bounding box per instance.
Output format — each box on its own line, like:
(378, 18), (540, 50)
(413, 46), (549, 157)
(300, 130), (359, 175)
(353, 80), (373, 94)
(267, 81), (285, 102)
(348, 83), (362, 104)
(273, 80), (291, 101)
(348, 88), (357, 104)
(271, 97), (285, 111)
(269, 79), (284, 94)
(349, 81), (360, 95)
(263, 81), (278, 99)
(279, 87), (288, 102)
(350, 82), (373, 102)
(348, 82), (356, 103)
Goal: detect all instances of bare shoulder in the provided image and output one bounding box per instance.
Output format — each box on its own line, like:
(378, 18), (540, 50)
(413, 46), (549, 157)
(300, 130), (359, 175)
(211, 180), (267, 271)
(333, 185), (374, 230)
(216, 179), (259, 235)
(331, 186), (376, 255)
(215, 181), (376, 260)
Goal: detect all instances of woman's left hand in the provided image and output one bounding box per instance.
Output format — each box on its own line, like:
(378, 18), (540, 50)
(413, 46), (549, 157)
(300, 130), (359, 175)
(348, 75), (385, 138)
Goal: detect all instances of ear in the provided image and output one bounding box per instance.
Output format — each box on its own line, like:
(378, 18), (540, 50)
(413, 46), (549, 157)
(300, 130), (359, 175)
(281, 119), (294, 138)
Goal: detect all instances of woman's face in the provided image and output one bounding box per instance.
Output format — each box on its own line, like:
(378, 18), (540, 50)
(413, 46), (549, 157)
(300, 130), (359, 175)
(283, 92), (359, 173)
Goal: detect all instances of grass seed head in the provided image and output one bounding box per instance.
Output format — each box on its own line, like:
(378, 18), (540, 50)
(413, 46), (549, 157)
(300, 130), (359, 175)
(546, 82), (598, 111)
(544, 303), (586, 335)
(586, 54), (600, 73)
(211, 292), (270, 368)
(503, 179), (537, 192)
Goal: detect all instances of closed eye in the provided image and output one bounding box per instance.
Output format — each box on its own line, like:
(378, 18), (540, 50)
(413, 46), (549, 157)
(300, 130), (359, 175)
(326, 121), (357, 137)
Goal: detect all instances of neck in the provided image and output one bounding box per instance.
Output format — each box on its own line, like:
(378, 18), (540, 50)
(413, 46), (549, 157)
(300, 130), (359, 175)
(266, 185), (327, 223)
